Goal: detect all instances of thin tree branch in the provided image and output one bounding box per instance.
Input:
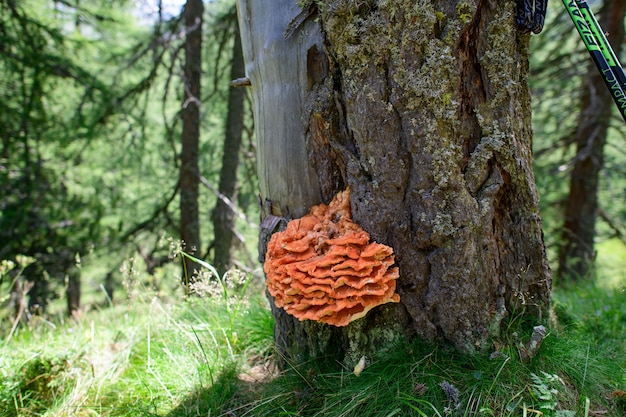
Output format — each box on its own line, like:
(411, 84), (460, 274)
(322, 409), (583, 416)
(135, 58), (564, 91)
(198, 174), (255, 227)
(120, 182), (179, 242)
(598, 207), (626, 245)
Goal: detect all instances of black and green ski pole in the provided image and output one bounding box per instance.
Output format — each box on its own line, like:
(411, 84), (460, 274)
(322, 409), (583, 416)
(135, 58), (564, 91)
(575, 0), (626, 88)
(562, 0), (626, 122)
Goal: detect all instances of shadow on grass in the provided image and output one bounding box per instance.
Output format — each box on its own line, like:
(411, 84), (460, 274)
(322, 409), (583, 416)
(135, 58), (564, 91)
(165, 312), (626, 417)
(164, 341), (457, 417)
(166, 361), (282, 417)
(0, 354), (75, 417)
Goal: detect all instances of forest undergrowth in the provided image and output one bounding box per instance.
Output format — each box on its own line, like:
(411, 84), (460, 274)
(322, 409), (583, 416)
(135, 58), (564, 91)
(0, 242), (625, 417)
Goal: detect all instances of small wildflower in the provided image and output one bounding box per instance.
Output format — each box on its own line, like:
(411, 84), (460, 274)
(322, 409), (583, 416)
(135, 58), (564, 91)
(188, 269), (221, 297)
(15, 254), (36, 268)
(223, 269), (247, 288)
(0, 259), (16, 276)
(439, 380), (460, 415)
(120, 257), (141, 300)
(168, 238), (185, 260)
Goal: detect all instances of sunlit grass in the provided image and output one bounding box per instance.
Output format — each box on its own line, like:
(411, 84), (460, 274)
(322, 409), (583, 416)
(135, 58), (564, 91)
(230, 309), (625, 417)
(0, 268), (273, 417)
(1, 249), (625, 417)
(595, 238), (626, 289)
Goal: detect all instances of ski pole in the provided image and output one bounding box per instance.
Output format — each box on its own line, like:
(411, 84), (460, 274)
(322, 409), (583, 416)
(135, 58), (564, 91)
(575, 0), (626, 88)
(562, 0), (626, 122)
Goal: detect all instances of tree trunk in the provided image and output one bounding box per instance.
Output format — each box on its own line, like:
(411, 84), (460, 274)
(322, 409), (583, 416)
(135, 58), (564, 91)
(211, 15), (246, 276)
(238, 0), (552, 363)
(557, 0), (626, 282)
(66, 266), (81, 315)
(179, 0), (203, 280)
(27, 263), (49, 315)
(9, 274), (27, 322)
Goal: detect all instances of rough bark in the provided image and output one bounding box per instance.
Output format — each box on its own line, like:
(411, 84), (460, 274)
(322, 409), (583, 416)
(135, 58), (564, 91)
(238, 0), (552, 363)
(557, 0), (626, 282)
(179, 0), (203, 279)
(211, 17), (246, 276)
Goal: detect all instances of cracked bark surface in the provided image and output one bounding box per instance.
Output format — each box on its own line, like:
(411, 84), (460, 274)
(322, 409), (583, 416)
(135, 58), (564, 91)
(238, 0), (551, 363)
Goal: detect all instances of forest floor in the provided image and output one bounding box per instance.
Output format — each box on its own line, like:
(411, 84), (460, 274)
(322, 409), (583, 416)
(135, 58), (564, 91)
(0, 241), (625, 417)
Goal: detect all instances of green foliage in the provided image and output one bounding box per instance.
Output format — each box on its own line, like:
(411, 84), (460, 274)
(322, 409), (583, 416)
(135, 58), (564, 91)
(528, 372), (567, 416)
(0, 0), (624, 416)
(0, 0), (258, 319)
(221, 326), (618, 416)
(236, 325), (620, 416)
(0, 0), (113, 254)
(193, 276), (624, 417)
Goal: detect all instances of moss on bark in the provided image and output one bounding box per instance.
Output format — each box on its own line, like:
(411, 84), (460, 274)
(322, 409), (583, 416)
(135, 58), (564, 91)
(238, 0), (551, 363)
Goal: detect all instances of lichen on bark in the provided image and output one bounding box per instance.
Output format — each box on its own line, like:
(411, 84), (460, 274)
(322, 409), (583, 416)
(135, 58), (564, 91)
(238, 0), (551, 362)
(312, 0), (550, 354)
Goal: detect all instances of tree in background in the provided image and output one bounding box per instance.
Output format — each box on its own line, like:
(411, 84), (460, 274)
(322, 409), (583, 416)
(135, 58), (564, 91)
(557, 0), (626, 281)
(179, 0), (204, 280)
(112, 1), (257, 286)
(0, 0), (260, 323)
(211, 10), (246, 276)
(238, 0), (551, 364)
(529, 0), (626, 285)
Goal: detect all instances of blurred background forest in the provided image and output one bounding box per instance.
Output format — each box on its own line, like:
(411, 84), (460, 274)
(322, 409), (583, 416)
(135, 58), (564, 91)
(1, 0), (625, 327)
(0, 0), (260, 322)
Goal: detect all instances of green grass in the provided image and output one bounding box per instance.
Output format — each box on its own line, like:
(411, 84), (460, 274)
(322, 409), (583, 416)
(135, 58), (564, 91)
(0, 258), (624, 416)
(0, 270), (274, 417)
(225, 304), (625, 417)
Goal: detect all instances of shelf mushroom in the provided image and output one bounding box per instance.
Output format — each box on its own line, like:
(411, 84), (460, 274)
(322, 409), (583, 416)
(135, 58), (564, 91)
(264, 189), (400, 327)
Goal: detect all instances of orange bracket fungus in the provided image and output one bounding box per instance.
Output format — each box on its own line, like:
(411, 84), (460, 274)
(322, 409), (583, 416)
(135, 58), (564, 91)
(263, 189), (400, 327)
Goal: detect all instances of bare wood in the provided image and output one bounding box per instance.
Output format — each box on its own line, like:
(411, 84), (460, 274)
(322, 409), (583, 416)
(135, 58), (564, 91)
(230, 77), (251, 87)
(236, 0), (322, 220)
